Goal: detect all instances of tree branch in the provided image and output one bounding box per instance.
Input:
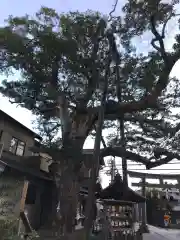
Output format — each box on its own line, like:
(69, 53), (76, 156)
(108, 0), (119, 22)
(102, 49), (180, 118)
(162, 13), (180, 38)
(93, 125), (107, 148)
(147, 148), (180, 169)
(151, 12), (180, 64)
(84, 46), (110, 236)
(100, 146), (180, 170)
(100, 146), (149, 165)
(150, 14), (167, 62)
(79, 19), (107, 109)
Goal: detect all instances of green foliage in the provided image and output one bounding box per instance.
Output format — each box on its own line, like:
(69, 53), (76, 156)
(1, 3), (179, 115)
(0, 224), (39, 240)
(0, 8), (108, 117)
(122, 0), (178, 35)
(0, 218), (19, 240)
(0, 173), (24, 218)
(0, 1), (180, 165)
(0, 172), (25, 240)
(32, 116), (62, 147)
(1, 1), (180, 236)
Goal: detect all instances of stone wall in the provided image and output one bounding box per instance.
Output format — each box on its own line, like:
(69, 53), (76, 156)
(0, 170), (25, 238)
(0, 171), (24, 220)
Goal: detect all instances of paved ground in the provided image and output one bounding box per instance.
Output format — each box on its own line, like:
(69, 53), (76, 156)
(144, 225), (180, 240)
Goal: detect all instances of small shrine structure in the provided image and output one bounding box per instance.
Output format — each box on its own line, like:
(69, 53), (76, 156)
(93, 174), (145, 239)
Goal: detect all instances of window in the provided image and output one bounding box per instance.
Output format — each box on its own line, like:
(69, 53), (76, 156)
(9, 137), (25, 156)
(16, 141), (25, 156)
(9, 138), (18, 153)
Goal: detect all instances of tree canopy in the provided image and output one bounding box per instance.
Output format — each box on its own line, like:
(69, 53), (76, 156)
(1, 0), (180, 169)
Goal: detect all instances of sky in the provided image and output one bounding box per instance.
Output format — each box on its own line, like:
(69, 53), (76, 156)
(1, 0), (180, 188)
(0, 0), (122, 133)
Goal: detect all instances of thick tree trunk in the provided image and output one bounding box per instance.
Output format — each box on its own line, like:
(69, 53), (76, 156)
(51, 137), (86, 236)
(84, 55), (110, 239)
(61, 176), (78, 233)
(56, 96), (97, 237)
(54, 164), (79, 236)
(120, 117), (128, 186)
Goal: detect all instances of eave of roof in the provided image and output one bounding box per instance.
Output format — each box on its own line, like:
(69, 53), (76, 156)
(98, 174), (146, 203)
(0, 109), (42, 140)
(0, 156), (52, 181)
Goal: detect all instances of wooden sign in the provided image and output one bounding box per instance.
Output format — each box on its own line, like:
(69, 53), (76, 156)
(20, 180), (29, 212)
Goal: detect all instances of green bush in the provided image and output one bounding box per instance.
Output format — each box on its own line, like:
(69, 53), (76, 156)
(0, 218), (19, 239)
(0, 218), (39, 240)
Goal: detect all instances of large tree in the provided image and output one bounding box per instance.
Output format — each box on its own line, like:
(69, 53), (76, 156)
(1, 0), (180, 235)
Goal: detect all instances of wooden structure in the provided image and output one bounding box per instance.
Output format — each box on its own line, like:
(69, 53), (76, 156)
(128, 171), (180, 189)
(98, 174), (145, 203)
(103, 200), (137, 239)
(128, 171), (180, 229)
(93, 174), (145, 239)
(0, 109), (105, 237)
(0, 149), (104, 238)
(93, 200), (143, 240)
(0, 160), (55, 238)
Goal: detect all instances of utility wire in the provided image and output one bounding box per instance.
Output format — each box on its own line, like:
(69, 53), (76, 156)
(101, 168), (180, 171)
(102, 162), (180, 166)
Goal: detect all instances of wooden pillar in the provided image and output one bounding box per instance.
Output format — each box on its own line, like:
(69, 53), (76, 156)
(18, 181), (29, 236)
(140, 174), (149, 233)
(177, 179), (180, 203)
(101, 204), (109, 240)
(142, 175), (146, 225)
(20, 181), (29, 212)
(18, 180), (33, 237)
(159, 176), (163, 186)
